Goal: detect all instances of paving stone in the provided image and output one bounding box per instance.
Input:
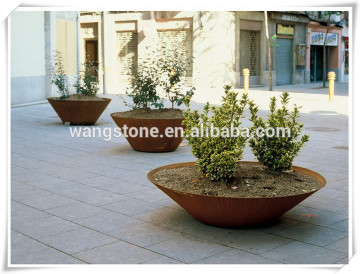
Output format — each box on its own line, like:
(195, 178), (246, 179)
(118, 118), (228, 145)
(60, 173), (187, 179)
(146, 234), (230, 263)
(73, 211), (143, 233)
(70, 175), (122, 187)
(261, 241), (347, 264)
(11, 181), (46, 194)
(194, 248), (281, 264)
(325, 237), (349, 254)
(73, 241), (160, 264)
(102, 198), (165, 216)
(335, 257), (349, 264)
(141, 256), (184, 264)
(329, 219), (349, 232)
(311, 187), (348, 200)
(107, 221), (182, 247)
(134, 207), (194, 228)
(62, 187), (129, 206)
(18, 194), (80, 210)
(11, 247), (85, 264)
(124, 188), (169, 202)
(11, 231), (49, 258)
(300, 196), (348, 213)
(270, 222), (347, 247)
(12, 215), (82, 239)
(11, 186), (53, 201)
(208, 229), (292, 254)
(40, 228), (118, 254)
(283, 205), (348, 226)
(11, 201), (52, 225)
(98, 180), (153, 195)
(45, 202), (112, 221)
(169, 218), (241, 242)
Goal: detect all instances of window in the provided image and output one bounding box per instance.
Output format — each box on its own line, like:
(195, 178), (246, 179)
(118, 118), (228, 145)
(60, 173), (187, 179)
(157, 29), (193, 77)
(240, 30), (261, 77)
(117, 31), (138, 75)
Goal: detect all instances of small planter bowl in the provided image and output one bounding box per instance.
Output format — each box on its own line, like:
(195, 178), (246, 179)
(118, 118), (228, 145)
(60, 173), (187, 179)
(148, 161), (326, 228)
(48, 97), (111, 125)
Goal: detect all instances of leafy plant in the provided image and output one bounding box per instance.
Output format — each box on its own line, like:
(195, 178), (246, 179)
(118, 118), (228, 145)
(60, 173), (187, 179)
(183, 85), (248, 182)
(126, 46), (195, 109)
(126, 58), (163, 109)
(49, 52), (70, 99)
(74, 59), (99, 96)
(157, 47), (195, 108)
(270, 35), (280, 47)
(248, 92), (309, 171)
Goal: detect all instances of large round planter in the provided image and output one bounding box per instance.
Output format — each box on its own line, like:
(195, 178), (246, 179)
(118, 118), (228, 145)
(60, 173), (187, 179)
(47, 97), (111, 125)
(148, 161), (326, 228)
(110, 113), (184, 152)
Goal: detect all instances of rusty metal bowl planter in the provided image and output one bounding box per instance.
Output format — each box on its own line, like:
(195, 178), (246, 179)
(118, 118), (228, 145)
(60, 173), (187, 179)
(147, 161), (326, 228)
(47, 97), (111, 125)
(110, 113), (184, 152)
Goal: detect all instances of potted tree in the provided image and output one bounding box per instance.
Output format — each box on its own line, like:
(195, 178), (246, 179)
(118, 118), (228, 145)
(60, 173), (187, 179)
(147, 86), (326, 227)
(110, 47), (195, 152)
(47, 53), (111, 125)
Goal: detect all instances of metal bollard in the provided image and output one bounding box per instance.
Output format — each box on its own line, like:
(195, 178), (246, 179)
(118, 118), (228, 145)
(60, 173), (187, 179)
(328, 71), (336, 101)
(243, 68), (250, 94)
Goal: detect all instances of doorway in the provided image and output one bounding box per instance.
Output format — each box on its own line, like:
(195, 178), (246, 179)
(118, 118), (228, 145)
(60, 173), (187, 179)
(310, 45), (329, 82)
(85, 40), (99, 77)
(275, 38), (293, 86)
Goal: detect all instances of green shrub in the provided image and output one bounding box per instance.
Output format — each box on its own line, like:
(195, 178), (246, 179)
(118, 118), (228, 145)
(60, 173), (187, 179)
(248, 92), (309, 171)
(74, 59), (99, 96)
(183, 85), (248, 182)
(49, 52), (69, 99)
(126, 59), (163, 109)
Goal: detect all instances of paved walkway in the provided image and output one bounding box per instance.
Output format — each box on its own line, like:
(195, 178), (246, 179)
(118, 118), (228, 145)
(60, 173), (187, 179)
(11, 83), (349, 264)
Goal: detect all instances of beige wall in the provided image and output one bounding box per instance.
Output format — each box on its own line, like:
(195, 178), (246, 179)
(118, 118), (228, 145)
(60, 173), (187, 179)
(11, 11), (45, 78)
(56, 19), (77, 74)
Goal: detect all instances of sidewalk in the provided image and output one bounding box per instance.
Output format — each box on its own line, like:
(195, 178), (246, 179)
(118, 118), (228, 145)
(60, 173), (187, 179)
(11, 84), (349, 264)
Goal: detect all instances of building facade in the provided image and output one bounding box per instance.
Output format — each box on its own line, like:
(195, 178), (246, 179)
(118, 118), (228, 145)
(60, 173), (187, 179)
(11, 10), (349, 106)
(78, 11), (323, 96)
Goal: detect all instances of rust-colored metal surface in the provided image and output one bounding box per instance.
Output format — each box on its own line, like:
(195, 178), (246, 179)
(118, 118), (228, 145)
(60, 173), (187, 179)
(110, 113), (184, 152)
(47, 97), (111, 125)
(148, 161), (326, 228)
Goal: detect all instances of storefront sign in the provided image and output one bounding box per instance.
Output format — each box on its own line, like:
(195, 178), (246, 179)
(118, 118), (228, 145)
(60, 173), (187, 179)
(310, 32), (338, 46)
(277, 24), (294, 35)
(270, 12), (309, 23)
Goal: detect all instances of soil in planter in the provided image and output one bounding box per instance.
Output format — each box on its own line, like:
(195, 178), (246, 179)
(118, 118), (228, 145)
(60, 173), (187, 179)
(112, 108), (184, 119)
(152, 163), (321, 198)
(58, 94), (108, 101)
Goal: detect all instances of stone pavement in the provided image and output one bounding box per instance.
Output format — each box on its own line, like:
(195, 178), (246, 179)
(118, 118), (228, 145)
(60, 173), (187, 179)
(11, 83), (349, 264)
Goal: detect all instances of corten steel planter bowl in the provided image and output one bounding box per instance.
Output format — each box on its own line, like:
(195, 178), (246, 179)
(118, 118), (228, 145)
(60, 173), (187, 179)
(47, 97), (111, 125)
(147, 161), (326, 228)
(110, 113), (184, 152)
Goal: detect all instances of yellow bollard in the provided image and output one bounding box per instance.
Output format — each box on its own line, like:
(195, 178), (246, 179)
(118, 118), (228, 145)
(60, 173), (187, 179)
(328, 71), (336, 101)
(243, 68), (250, 94)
